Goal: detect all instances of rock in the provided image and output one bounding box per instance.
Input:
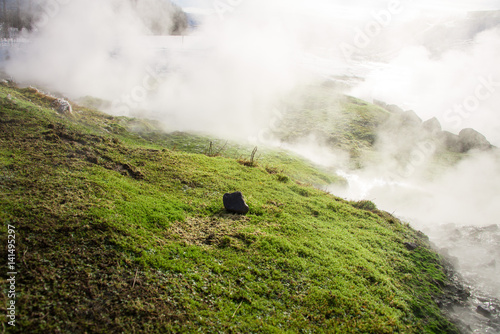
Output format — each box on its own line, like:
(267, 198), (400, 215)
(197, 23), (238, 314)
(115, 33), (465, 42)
(401, 110), (422, 127)
(482, 224), (499, 232)
(458, 128), (492, 152)
(373, 100), (406, 114)
(223, 192), (249, 215)
(373, 99), (388, 109)
(386, 104), (405, 114)
(423, 117), (442, 134)
(404, 242), (418, 251)
(441, 131), (462, 153)
(477, 304), (493, 318)
(52, 98), (73, 115)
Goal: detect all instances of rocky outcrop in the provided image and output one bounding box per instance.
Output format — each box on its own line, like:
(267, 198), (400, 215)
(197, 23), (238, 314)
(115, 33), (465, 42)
(375, 101), (494, 154)
(439, 129), (493, 153)
(401, 110), (423, 127)
(440, 131), (462, 153)
(423, 117), (442, 134)
(386, 104), (405, 114)
(374, 100), (405, 114)
(458, 128), (492, 152)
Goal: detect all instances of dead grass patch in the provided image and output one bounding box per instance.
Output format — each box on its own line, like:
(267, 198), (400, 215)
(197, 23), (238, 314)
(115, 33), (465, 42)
(168, 215), (250, 247)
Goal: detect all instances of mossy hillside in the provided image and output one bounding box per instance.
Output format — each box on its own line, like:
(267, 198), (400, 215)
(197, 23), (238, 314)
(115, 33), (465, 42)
(0, 84), (459, 333)
(102, 119), (343, 187)
(271, 86), (391, 163)
(272, 84), (470, 173)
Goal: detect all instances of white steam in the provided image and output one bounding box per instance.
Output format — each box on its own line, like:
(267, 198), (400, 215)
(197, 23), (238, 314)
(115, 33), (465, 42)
(351, 27), (500, 146)
(337, 152), (500, 228)
(3, 0), (500, 303)
(8, 0), (154, 98)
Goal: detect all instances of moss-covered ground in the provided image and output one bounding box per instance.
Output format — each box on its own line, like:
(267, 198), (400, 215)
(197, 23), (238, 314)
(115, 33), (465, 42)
(0, 83), (459, 333)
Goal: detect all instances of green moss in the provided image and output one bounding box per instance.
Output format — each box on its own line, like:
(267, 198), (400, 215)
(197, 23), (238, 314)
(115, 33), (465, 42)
(0, 83), (459, 333)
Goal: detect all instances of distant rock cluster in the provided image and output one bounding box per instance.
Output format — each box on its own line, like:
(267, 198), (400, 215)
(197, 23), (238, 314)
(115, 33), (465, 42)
(374, 100), (494, 153)
(443, 128), (493, 153)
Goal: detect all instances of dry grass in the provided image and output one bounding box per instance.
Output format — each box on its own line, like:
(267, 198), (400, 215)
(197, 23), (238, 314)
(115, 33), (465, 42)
(167, 214), (251, 247)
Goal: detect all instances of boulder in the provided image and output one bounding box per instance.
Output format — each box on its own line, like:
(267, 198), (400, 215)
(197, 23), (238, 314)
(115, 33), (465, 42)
(458, 128), (492, 152)
(52, 98), (73, 115)
(386, 104), (405, 114)
(441, 131), (462, 153)
(401, 110), (422, 127)
(422, 117), (442, 134)
(476, 304), (493, 318)
(223, 192), (249, 215)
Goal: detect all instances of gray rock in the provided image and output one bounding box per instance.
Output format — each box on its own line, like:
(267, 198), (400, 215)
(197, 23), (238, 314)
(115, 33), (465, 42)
(386, 104), (405, 114)
(401, 110), (422, 127)
(423, 117), (442, 134)
(458, 128), (492, 152)
(52, 98), (73, 115)
(223, 192), (249, 215)
(477, 304), (493, 318)
(482, 224), (499, 232)
(404, 242), (418, 251)
(441, 131), (462, 153)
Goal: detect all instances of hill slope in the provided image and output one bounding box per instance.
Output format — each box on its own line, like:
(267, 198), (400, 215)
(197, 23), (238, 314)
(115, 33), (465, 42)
(271, 84), (492, 175)
(0, 83), (463, 333)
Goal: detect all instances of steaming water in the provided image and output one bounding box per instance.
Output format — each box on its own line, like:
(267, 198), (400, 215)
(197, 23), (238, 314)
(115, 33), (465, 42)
(333, 169), (500, 333)
(300, 41), (500, 332)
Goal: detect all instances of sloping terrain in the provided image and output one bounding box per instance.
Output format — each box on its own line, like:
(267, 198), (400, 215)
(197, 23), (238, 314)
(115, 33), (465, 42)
(271, 84), (493, 175)
(0, 82), (464, 333)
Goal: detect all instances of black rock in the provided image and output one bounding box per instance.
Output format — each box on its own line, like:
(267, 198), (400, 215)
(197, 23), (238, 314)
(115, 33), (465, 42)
(223, 192), (249, 215)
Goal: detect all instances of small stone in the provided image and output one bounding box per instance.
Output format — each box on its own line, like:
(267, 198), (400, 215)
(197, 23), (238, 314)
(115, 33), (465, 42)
(223, 192), (249, 215)
(404, 242), (418, 251)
